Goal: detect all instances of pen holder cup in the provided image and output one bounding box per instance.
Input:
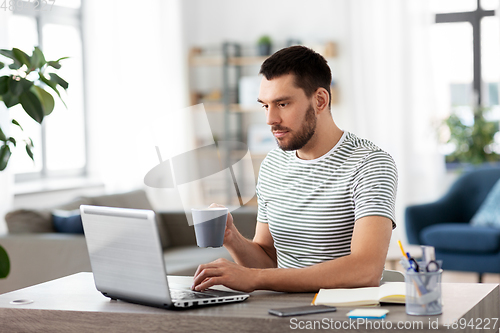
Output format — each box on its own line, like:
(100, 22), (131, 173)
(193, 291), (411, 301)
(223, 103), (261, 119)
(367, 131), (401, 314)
(405, 269), (443, 316)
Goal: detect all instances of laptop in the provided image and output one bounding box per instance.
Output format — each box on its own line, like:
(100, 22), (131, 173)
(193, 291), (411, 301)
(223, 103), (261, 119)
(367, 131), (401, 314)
(80, 205), (250, 309)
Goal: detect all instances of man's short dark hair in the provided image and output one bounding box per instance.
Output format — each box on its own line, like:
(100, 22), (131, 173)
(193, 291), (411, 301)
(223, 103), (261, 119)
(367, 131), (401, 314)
(259, 46), (332, 107)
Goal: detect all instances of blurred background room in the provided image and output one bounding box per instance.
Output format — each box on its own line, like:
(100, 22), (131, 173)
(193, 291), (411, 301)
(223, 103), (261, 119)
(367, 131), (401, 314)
(0, 0), (499, 291)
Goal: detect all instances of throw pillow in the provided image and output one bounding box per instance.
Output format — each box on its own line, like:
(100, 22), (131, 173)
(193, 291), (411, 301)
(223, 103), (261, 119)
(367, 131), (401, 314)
(5, 197), (93, 234)
(470, 178), (500, 227)
(5, 209), (54, 233)
(52, 209), (84, 234)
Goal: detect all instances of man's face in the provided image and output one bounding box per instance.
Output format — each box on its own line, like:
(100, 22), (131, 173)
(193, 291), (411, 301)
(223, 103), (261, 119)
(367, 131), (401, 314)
(258, 74), (317, 151)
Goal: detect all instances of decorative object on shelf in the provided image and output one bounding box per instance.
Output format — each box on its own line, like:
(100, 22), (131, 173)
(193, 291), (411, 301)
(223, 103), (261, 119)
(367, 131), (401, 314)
(0, 47), (69, 171)
(248, 124), (277, 154)
(440, 106), (499, 165)
(324, 41), (338, 58)
(0, 245), (9, 279)
(257, 35), (272, 56)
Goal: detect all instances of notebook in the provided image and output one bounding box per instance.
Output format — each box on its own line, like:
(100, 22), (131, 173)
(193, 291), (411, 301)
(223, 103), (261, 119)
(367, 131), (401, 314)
(80, 205), (250, 309)
(313, 282), (406, 307)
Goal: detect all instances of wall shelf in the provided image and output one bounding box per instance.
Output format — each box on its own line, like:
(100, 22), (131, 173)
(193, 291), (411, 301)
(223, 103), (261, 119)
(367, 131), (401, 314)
(188, 42), (339, 204)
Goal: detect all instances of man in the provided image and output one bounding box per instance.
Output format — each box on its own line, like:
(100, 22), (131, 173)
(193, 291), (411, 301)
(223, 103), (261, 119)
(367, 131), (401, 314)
(192, 46), (397, 293)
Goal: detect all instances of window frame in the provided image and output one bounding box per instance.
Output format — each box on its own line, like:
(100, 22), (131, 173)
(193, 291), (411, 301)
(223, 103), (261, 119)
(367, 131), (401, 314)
(11, 1), (89, 182)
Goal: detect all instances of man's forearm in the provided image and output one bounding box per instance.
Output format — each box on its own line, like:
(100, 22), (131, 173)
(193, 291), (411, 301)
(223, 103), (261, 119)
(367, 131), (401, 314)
(192, 252), (385, 293)
(225, 230), (276, 269)
(253, 253), (383, 292)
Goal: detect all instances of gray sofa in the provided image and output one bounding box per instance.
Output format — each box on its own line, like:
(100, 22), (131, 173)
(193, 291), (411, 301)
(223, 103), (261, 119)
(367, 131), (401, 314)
(0, 190), (257, 294)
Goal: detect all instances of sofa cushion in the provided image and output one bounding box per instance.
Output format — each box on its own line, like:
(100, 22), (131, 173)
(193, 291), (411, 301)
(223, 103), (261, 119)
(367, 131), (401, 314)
(52, 209), (84, 234)
(421, 223), (500, 253)
(5, 198), (93, 234)
(5, 209), (54, 233)
(470, 178), (500, 227)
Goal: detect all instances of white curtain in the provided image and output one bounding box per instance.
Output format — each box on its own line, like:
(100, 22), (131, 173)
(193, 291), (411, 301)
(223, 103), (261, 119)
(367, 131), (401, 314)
(341, 0), (447, 243)
(83, 0), (188, 208)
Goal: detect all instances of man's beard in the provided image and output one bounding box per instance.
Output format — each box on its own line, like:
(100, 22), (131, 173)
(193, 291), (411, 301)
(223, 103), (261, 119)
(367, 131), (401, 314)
(272, 104), (317, 151)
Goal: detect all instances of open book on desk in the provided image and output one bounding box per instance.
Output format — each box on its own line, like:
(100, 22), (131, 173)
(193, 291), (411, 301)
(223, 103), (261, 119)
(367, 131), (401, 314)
(312, 282), (406, 307)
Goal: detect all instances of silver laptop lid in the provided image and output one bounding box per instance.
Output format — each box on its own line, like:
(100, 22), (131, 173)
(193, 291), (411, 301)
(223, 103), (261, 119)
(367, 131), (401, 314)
(80, 205), (172, 307)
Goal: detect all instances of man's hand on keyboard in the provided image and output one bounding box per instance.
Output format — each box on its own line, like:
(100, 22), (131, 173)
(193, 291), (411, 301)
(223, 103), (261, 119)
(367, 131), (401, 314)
(192, 258), (258, 293)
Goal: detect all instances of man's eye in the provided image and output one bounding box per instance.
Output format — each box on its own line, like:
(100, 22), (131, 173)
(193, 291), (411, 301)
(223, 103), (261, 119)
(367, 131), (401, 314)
(279, 103), (288, 108)
(261, 104), (269, 110)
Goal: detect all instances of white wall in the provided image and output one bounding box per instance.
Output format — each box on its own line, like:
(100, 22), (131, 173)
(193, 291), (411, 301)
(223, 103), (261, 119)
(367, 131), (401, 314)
(183, 0), (348, 45)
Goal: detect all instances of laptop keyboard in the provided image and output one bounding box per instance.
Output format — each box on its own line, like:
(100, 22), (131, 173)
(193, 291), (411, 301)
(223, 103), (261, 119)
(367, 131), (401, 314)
(170, 289), (217, 300)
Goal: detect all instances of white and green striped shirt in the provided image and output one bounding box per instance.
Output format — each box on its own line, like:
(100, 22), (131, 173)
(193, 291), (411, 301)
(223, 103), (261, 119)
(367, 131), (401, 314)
(256, 131), (397, 269)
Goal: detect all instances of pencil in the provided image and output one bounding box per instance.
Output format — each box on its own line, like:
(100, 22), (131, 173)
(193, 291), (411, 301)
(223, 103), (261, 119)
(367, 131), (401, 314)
(398, 240), (409, 259)
(311, 293), (318, 305)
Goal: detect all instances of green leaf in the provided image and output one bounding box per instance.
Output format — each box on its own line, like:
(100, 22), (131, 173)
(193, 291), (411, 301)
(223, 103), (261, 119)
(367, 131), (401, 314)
(0, 49), (16, 62)
(8, 76), (33, 97)
(25, 143), (34, 161)
(0, 144), (11, 171)
(7, 137), (16, 147)
(19, 90), (44, 124)
(39, 72), (58, 92)
(8, 63), (22, 70)
(0, 76), (8, 95)
(47, 61), (61, 69)
(49, 73), (69, 90)
(9, 77), (23, 96)
(0, 245), (10, 279)
(0, 127), (6, 141)
(2, 93), (19, 108)
(31, 46), (46, 69)
(12, 48), (31, 68)
(12, 119), (23, 131)
(0, 62), (4, 70)
(31, 85), (55, 116)
(39, 73), (67, 108)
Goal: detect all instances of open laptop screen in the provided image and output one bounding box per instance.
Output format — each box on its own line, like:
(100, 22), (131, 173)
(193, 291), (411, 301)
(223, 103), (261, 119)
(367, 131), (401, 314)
(80, 205), (172, 306)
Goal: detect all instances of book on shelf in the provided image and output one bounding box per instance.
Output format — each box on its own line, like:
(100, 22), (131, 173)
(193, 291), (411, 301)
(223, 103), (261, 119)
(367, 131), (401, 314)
(312, 282), (406, 307)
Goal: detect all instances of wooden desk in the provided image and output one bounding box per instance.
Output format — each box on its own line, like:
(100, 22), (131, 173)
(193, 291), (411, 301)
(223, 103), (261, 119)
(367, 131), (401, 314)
(0, 273), (498, 332)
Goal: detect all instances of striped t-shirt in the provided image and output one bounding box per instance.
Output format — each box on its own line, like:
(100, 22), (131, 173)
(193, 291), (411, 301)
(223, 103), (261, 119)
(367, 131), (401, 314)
(256, 131), (397, 269)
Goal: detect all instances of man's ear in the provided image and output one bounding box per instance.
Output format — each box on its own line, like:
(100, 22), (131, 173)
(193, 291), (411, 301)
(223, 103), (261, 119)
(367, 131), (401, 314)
(314, 87), (330, 114)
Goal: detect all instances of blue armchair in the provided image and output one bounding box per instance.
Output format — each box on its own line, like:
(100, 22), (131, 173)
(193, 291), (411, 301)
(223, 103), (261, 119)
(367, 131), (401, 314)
(405, 165), (500, 282)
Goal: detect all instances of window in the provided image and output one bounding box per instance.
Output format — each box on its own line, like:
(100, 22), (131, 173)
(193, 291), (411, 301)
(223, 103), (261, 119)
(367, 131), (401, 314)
(7, 0), (87, 181)
(432, 0), (500, 160)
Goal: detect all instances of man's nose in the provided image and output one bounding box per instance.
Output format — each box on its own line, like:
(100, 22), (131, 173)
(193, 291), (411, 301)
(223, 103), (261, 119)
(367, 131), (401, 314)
(266, 105), (281, 126)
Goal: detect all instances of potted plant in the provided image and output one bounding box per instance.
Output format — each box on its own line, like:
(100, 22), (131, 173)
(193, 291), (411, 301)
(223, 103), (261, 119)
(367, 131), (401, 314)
(257, 35), (272, 56)
(441, 106), (500, 167)
(0, 46), (69, 170)
(0, 46), (69, 278)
